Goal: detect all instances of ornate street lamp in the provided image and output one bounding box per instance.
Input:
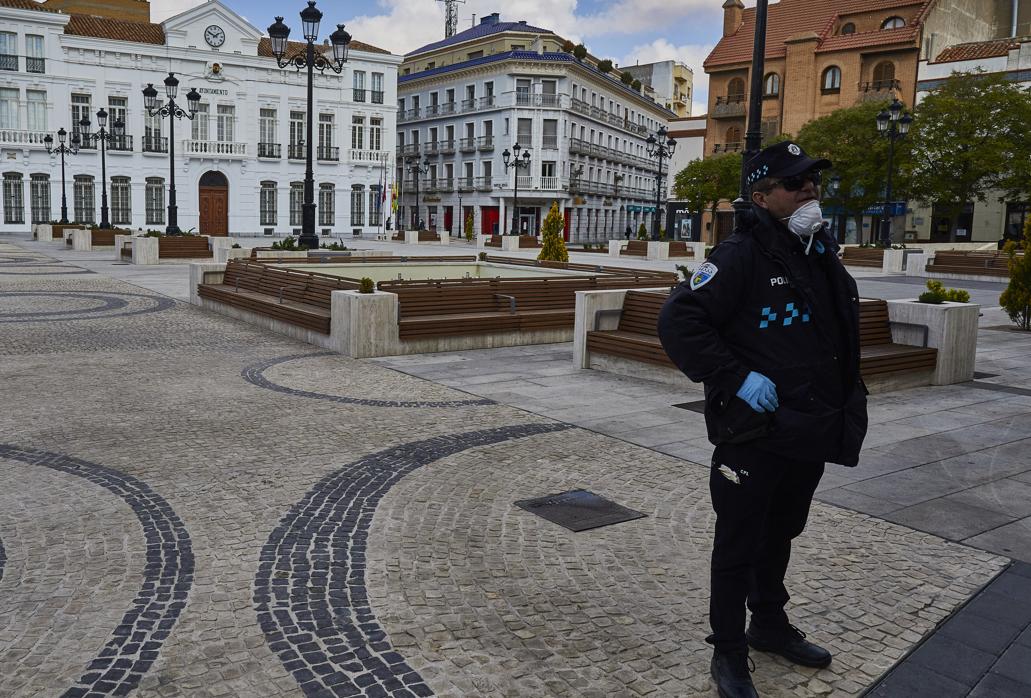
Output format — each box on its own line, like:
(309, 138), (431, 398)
(406, 157), (430, 230)
(143, 73), (201, 234)
(78, 108), (125, 229)
(43, 127), (80, 224)
(646, 126), (676, 241)
(268, 1), (352, 249)
(502, 143), (532, 235)
(875, 98), (913, 246)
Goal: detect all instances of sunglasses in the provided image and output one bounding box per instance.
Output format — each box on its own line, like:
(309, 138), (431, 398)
(775, 171), (822, 191)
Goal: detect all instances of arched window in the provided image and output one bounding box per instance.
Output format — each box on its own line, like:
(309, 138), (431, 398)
(822, 66), (842, 92)
(727, 77), (745, 102)
(763, 73), (780, 97)
(840, 22), (856, 35)
(873, 61), (896, 88)
(881, 16), (905, 29)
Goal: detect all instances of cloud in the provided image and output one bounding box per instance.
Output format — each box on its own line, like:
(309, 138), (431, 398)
(575, 0), (721, 38)
(621, 39), (715, 116)
(150, 0), (206, 23)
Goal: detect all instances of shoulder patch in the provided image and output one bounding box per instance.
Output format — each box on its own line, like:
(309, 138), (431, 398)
(690, 262), (719, 291)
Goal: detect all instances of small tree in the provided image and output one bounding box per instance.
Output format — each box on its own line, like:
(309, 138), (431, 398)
(537, 201), (569, 263)
(561, 39), (575, 53)
(573, 44), (588, 61)
(1000, 216), (1031, 330)
(637, 223), (648, 240)
(597, 59), (613, 74)
(620, 71), (634, 85)
(463, 213), (474, 243)
(631, 79), (642, 92)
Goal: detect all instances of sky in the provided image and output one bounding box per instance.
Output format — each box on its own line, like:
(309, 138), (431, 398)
(150, 0), (758, 116)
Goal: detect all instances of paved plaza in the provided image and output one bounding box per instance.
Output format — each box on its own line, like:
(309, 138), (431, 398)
(1, 237), (1030, 697)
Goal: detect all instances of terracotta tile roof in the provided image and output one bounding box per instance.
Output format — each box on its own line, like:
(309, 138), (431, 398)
(0, 0), (60, 12)
(816, 25), (921, 53)
(933, 38), (1019, 64)
(705, 0), (928, 69)
(65, 14), (165, 44)
(257, 36), (392, 58)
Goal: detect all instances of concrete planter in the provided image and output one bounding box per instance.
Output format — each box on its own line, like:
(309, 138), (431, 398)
(648, 241), (705, 261)
(215, 246), (251, 263)
(131, 237), (159, 265)
(253, 249), (308, 260)
(114, 234), (133, 260)
(403, 230), (449, 245)
(209, 237), (235, 255)
(69, 228), (92, 251)
(34, 224), (53, 241)
(886, 299), (981, 385)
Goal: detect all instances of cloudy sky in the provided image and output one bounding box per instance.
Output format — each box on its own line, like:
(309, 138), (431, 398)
(152, 0), (750, 115)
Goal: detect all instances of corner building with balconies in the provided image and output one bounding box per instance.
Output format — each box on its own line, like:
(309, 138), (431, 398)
(0, 0), (400, 236)
(396, 13), (675, 241)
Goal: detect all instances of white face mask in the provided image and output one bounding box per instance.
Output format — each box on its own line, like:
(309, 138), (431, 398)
(781, 200), (825, 254)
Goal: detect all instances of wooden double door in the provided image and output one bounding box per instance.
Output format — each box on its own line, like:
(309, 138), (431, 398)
(198, 171), (228, 236)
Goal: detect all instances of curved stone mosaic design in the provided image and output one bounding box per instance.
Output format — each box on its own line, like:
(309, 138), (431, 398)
(243, 353), (495, 408)
(0, 291), (176, 323)
(0, 445), (194, 697)
(254, 423), (570, 697)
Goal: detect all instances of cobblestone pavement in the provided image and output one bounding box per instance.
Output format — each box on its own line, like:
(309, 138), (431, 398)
(0, 239), (1011, 697)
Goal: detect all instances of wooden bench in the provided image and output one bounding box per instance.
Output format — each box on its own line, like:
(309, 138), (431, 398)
(841, 247), (884, 268)
(620, 240), (648, 257)
(668, 242), (694, 258)
(120, 240), (132, 259)
(159, 236), (210, 259)
(518, 235), (541, 248)
(586, 290), (670, 365)
(585, 294), (938, 384)
(196, 260), (357, 334)
(484, 235), (503, 248)
(380, 272), (677, 340)
(391, 231), (405, 241)
(418, 230), (440, 242)
(926, 250), (1014, 278)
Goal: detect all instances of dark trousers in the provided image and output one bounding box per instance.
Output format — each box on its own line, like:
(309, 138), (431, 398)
(708, 442), (824, 653)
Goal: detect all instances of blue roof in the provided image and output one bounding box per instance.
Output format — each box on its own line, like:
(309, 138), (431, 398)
(406, 20), (553, 57)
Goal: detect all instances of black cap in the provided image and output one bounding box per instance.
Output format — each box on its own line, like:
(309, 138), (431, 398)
(745, 141), (832, 188)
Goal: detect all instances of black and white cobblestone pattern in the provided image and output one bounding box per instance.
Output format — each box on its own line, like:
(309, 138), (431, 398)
(0, 445), (194, 698)
(0, 291), (175, 323)
(243, 353), (495, 409)
(0, 534), (5, 585)
(255, 423), (571, 698)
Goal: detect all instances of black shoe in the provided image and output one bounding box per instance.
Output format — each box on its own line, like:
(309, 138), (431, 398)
(746, 623), (832, 668)
(710, 650), (759, 698)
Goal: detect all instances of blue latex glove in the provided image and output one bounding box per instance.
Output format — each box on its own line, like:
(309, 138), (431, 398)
(736, 371), (779, 413)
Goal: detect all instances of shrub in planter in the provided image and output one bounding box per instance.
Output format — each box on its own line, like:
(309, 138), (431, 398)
(358, 277), (375, 294)
(231, 243), (242, 249)
(478, 251), (487, 261)
(537, 202), (569, 263)
(1000, 217), (1031, 330)
(636, 223), (648, 240)
(597, 59), (613, 74)
(561, 39), (575, 53)
(573, 44), (588, 60)
(272, 235), (298, 250)
(620, 71), (634, 85)
(631, 79), (642, 91)
(919, 279), (969, 304)
(464, 213), (474, 243)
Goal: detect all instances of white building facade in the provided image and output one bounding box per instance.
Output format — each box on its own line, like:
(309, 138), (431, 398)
(396, 14), (675, 242)
(0, 0), (400, 236)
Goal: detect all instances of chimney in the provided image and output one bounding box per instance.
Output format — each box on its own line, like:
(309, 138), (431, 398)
(722, 0), (744, 37)
(481, 12), (500, 25)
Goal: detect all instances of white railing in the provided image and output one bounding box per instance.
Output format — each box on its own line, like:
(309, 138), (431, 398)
(350, 149), (388, 163)
(183, 139), (247, 157)
(539, 176), (560, 190)
(516, 175), (533, 189)
(1, 129), (49, 147)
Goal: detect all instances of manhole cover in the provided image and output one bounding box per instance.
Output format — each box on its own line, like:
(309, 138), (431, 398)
(514, 489), (646, 532)
(672, 400), (706, 414)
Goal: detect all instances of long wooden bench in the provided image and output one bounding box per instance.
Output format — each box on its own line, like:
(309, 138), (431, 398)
(120, 240), (132, 259)
(620, 240), (648, 256)
(586, 294), (937, 383)
(926, 250), (1014, 278)
(668, 242), (694, 258)
(418, 230), (440, 242)
(484, 235), (502, 248)
(196, 260), (358, 334)
(391, 231), (405, 241)
(159, 235), (210, 259)
(380, 272), (677, 340)
(841, 247), (884, 268)
(518, 235), (541, 248)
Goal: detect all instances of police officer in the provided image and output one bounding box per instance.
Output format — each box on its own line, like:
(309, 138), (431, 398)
(657, 141), (868, 698)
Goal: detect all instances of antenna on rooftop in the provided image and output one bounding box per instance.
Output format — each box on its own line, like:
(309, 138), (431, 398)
(438, 0), (466, 38)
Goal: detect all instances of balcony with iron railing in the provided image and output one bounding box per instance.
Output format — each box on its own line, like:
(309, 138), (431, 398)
(516, 92), (563, 108)
(398, 143), (420, 157)
(26, 57), (44, 74)
(317, 146), (340, 161)
(423, 141), (439, 156)
(439, 102), (456, 115)
(713, 94), (746, 118)
(438, 139), (455, 155)
(0, 129), (49, 147)
(353, 88), (366, 102)
(288, 144), (305, 159)
(857, 79), (901, 103)
(713, 142), (743, 153)
(477, 135), (494, 151)
(141, 136), (168, 153)
(399, 107), (420, 122)
(457, 176), (475, 192)
(108, 134), (133, 152)
(475, 176), (493, 191)
(437, 178), (454, 193)
(184, 139), (248, 157)
(423, 179), (438, 194)
(0, 54), (16, 71)
(459, 137), (476, 152)
(258, 142), (281, 158)
(370, 90), (384, 104)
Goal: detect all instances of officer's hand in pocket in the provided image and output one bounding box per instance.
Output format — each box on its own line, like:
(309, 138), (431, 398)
(736, 371), (779, 413)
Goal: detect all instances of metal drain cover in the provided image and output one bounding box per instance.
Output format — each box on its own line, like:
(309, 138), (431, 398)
(515, 489), (646, 532)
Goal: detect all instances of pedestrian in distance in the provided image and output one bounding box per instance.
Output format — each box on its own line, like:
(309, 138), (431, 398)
(657, 140), (868, 698)
(625, 224), (633, 240)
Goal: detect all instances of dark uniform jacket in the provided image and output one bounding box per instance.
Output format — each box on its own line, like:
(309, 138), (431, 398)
(657, 207), (868, 467)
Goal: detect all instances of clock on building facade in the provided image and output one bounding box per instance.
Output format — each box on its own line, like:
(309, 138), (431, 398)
(204, 25), (225, 47)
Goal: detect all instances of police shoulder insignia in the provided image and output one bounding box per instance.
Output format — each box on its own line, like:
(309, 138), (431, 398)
(788, 143), (801, 155)
(690, 262), (719, 291)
